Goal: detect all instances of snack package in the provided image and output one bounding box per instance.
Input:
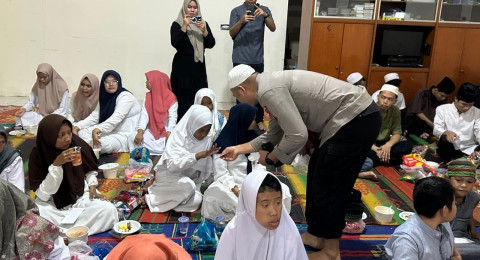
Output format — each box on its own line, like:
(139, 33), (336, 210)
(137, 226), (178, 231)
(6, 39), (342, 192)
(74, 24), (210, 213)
(188, 218), (218, 251)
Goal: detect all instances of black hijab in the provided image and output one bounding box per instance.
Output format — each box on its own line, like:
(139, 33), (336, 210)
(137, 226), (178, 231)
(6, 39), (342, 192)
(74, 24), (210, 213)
(99, 70), (128, 123)
(29, 114), (98, 209)
(0, 124), (20, 173)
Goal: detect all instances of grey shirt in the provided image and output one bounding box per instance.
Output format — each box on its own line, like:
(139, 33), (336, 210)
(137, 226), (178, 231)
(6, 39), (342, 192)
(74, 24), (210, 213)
(385, 214), (455, 260)
(249, 70), (373, 164)
(229, 4), (272, 64)
(451, 191), (480, 239)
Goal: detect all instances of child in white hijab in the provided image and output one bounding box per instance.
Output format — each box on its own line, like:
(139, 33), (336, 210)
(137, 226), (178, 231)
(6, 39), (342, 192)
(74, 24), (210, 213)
(215, 169), (308, 260)
(145, 105), (219, 212)
(194, 88), (226, 140)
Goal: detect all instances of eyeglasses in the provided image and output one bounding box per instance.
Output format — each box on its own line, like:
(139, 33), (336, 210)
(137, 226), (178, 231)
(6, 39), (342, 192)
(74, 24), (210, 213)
(104, 80), (118, 85)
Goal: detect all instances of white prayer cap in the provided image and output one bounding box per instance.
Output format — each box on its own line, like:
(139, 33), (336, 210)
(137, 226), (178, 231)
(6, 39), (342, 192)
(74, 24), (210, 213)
(346, 72), (363, 84)
(384, 73), (400, 83)
(380, 84), (399, 97)
(228, 64), (255, 89)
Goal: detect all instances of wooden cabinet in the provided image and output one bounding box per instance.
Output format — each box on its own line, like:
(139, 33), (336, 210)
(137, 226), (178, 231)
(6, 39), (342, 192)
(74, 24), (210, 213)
(429, 27), (480, 87)
(369, 69), (428, 106)
(308, 22), (373, 80)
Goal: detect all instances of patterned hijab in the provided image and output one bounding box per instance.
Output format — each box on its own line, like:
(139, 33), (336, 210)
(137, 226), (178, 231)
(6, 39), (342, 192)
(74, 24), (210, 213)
(72, 73), (100, 122)
(145, 70), (177, 139)
(99, 70), (128, 123)
(28, 114), (98, 209)
(31, 63), (68, 116)
(0, 179), (61, 259)
(174, 0), (205, 63)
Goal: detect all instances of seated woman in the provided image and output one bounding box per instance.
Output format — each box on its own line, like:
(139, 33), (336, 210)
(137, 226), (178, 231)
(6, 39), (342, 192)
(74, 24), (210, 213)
(144, 105), (219, 212)
(215, 169), (308, 260)
(0, 124), (24, 191)
(0, 179), (70, 259)
(202, 104), (292, 220)
(15, 63), (69, 128)
(29, 114), (118, 235)
(73, 70), (141, 154)
(66, 73), (100, 123)
(128, 70), (178, 155)
(194, 88), (226, 140)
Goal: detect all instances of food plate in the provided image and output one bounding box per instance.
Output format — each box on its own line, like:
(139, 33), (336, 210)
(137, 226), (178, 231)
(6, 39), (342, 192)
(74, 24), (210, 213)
(399, 211), (415, 221)
(113, 220), (141, 235)
(9, 130), (26, 136)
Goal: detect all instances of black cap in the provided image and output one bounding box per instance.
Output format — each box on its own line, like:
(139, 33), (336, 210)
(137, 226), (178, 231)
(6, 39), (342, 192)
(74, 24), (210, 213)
(457, 82), (480, 103)
(435, 77), (455, 94)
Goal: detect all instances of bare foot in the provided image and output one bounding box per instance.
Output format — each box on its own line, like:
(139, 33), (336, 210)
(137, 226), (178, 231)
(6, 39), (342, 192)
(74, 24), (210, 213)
(358, 171), (378, 181)
(301, 232), (324, 250)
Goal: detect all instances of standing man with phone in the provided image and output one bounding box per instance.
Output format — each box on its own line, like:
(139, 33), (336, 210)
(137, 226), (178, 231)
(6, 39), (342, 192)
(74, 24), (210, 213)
(229, 0), (275, 133)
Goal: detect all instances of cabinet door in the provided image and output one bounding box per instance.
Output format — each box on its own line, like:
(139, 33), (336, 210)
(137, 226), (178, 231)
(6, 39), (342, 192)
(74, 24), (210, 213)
(428, 28), (464, 87)
(339, 24), (374, 81)
(459, 29), (480, 85)
(308, 22), (344, 77)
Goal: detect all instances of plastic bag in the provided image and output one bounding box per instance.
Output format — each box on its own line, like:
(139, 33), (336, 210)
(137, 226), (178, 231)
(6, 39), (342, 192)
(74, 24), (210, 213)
(130, 147), (150, 162)
(291, 154), (309, 174)
(188, 218), (218, 251)
(91, 241), (114, 259)
(124, 158), (153, 183)
(69, 240), (99, 260)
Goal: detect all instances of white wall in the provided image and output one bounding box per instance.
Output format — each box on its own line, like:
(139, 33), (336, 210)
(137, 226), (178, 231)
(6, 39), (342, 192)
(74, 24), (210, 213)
(0, 0), (288, 108)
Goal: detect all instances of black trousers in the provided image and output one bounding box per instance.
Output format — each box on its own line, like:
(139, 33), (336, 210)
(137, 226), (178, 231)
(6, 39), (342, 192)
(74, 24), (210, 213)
(437, 134), (465, 163)
(306, 110), (381, 239)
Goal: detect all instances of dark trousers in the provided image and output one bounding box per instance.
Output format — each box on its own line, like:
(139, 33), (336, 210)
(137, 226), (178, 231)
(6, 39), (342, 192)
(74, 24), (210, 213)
(437, 134), (465, 163)
(367, 140), (413, 166)
(402, 115), (432, 136)
(233, 63), (264, 124)
(306, 110), (381, 239)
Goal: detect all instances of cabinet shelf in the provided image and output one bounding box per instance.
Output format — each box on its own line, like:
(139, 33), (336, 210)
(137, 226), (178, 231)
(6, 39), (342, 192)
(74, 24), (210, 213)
(376, 20), (436, 26)
(371, 66), (430, 72)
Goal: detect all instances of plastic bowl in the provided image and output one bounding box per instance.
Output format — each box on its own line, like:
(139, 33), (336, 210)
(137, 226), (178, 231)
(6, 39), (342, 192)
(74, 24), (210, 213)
(99, 163), (119, 179)
(25, 125), (38, 136)
(66, 225), (89, 244)
(374, 206), (394, 223)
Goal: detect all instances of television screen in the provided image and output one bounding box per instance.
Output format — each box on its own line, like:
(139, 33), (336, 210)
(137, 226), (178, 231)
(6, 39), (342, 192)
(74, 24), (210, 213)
(381, 30), (424, 57)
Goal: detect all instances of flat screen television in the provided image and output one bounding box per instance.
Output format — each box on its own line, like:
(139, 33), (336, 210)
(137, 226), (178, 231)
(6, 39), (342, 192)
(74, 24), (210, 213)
(381, 30), (424, 57)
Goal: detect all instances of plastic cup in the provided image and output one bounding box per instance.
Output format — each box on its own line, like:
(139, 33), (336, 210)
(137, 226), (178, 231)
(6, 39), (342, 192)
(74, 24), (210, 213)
(215, 216), (225, 237)
(178, 216), (189, 235)
(72, 146), (82, 166)
(93, 144), (101, 160)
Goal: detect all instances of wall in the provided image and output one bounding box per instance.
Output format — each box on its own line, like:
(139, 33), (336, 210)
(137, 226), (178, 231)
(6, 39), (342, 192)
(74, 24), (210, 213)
(0, 0), (288, 108)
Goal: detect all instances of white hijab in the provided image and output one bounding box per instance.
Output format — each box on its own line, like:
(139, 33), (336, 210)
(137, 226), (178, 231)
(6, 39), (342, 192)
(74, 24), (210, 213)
(158, 104), (213, 173)
(215, 169), (308, 260)
(194, 88), (220, 140)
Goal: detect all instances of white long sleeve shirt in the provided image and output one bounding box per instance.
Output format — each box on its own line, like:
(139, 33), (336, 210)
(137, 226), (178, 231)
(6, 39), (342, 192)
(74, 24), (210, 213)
(0, 157), (24, 192)
(22, 91), (69, 116)
(136, 101), (178, 133)
(433, 103), (480, 154)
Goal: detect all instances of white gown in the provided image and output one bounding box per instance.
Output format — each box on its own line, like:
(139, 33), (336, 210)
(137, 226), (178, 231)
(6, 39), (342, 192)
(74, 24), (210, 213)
(145, 105), (214, 213)
(16, 91), (69, 127)
(202, 154), (292, 221)
(127, 101), (178, 155)
(34, 165), (118, 235)
(0, 157), (25, 192)
(74, 92), (142, 153)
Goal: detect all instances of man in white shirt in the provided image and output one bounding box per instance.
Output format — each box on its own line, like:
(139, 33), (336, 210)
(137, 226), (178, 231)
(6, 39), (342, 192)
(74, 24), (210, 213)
(433, 83), (480, 163)
(371, 72), (406, 110)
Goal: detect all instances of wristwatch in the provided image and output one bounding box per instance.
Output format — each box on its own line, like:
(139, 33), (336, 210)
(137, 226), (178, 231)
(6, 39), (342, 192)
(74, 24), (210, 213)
(265, 152), (282, 167)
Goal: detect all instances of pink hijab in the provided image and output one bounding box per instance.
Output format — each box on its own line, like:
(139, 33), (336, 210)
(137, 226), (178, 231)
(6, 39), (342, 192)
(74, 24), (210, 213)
(145, 70), (177, 139)
(72, 74), (100, 121)
(31, 63), (68, 116)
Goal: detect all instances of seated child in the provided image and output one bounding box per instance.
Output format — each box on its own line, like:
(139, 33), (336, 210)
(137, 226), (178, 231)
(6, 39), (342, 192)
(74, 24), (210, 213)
(215, 169), (308, 260)
(0, 124), (24, 191)
(385, 176), (461, 260)
(144, 105), (219, 212)
(446, 157), (480, 259)
(128, 70), (177, 155)
(194, 88), (226, 140)
(66, 73), (99, 123)
(15, 63), (69, 128)
(29, 114), (118, 235)
(202, 103), (292, 220)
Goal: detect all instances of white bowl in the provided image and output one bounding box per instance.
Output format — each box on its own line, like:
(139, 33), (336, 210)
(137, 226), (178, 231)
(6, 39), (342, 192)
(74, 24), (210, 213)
(66, 225), (89, 244)
(99, 163), (119, 179)
(374, 206), (394, 223)
(25, 125), (38, 136)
